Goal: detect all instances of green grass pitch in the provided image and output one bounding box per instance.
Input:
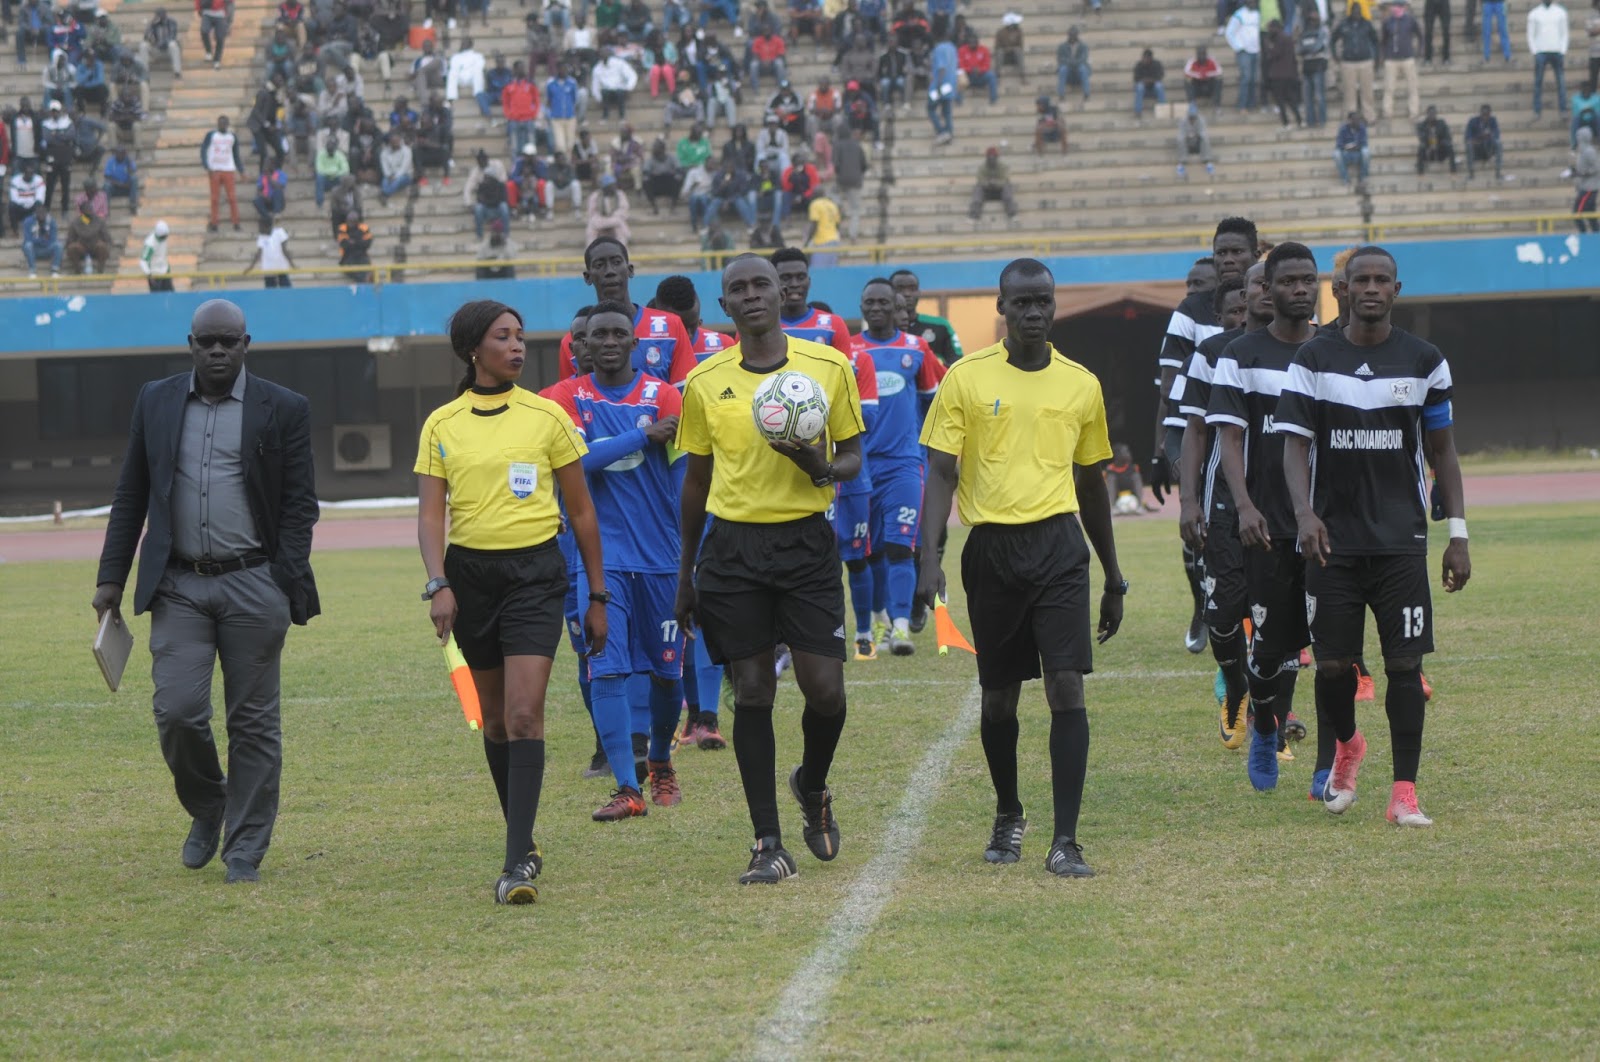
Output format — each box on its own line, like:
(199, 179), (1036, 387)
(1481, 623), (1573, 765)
(2, 505), (1596, 1058)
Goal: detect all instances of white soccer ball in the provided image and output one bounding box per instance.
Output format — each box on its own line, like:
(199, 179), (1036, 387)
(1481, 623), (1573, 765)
(752, 370), (830, 444)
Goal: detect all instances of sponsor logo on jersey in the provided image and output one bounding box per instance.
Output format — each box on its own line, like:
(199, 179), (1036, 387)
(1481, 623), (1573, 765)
(642, 380), (660, 400)
(819, 314), (832, 328)
(1329, 428), (1404, 450)
(719, 387), (737, 399)
(1354, 362), (1373, 376)
(876, 370), (906, 396)
(650, 315), (668, 336)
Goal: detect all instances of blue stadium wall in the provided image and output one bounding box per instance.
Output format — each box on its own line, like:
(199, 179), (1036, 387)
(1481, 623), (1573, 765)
(4, 233), (1598, 354)
(2, 233), (1596, 509)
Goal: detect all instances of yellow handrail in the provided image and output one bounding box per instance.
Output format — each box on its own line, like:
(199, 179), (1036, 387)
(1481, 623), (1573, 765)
(3, 212), (1580, 294)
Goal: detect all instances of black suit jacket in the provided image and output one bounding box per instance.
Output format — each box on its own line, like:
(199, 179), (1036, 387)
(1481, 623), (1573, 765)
(96, 371), (322, 625)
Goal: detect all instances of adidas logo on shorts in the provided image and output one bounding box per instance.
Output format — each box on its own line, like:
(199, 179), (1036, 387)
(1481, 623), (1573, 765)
(719, 387), (737, 400)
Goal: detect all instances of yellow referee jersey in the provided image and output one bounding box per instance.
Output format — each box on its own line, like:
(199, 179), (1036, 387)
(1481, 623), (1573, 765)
(414, 385), (588, 549)
(920, 341), (1112, 525)
(677, 335), (865, 524)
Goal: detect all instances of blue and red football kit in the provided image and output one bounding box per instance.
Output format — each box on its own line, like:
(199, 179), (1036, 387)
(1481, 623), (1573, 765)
(557, 305), (697, 385)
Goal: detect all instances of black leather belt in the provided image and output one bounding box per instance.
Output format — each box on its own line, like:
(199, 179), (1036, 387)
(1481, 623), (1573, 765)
(170, 553), (269, 576)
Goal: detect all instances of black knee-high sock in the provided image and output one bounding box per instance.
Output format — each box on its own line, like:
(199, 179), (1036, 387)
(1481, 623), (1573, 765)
(1384, 668), (1426, 783)
(1317, 666), (1359, 743)
(800, 700), (847, 794)
(1276, 666), (1299, 730)
(483, 735), (510, 820)
(1209, 625), (1249, 716)
(1248, 662), (1280, 735)
(1314, 691), (1336, 772)
(504, 739), (545, 872)
(1048, 709), (1089, 842)
(733, 705), (781, 843)
(1182, 546), (1205, 610)
(980, 714), (1022, 816)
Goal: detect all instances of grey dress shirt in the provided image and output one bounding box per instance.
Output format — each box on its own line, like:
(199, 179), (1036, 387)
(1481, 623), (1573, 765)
(171, 368), (262, 562)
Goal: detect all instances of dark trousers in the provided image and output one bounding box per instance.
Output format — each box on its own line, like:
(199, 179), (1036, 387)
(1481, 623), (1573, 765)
(44, 164), (72, 213)
(148, 564), (291, 869)
(1424, 0), (1451, 62)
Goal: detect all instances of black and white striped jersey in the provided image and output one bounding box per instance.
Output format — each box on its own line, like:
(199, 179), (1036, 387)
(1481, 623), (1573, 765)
(1159, 291), (1224, 429)
(1206, 330), (1306, 541)
(1273, 327), (1453, 557)
(1174, 326), (1243, 515)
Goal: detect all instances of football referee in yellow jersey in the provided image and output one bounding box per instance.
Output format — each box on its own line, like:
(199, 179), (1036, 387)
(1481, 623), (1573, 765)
(415, 300), (608, 905)
(676, 254), (865, 885)
(917, 259), (1126, 880)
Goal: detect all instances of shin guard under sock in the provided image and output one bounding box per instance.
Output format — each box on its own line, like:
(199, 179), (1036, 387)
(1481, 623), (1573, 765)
(483, 735), (510, 820)
(1316, 666), (1360, 743)
(647, 677), (683, 762)
(504, 738), (545, 871)
(886, 555), (917, 623)
(799, 701), (847, 794)
(848, 564), (874, 635)
(1048, 709), (1090, 842)
(1209, 626), (1250, 715)
(591, 675), (641, 792)
(980, 714), (1023, 816)
(732, 705), (780, 841)
(1384, 668), (1427, 783)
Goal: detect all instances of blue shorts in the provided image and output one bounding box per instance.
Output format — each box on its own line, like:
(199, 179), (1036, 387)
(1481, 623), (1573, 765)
(830, 490), (872, 561)
(576, 569), (686, 681)
(870, 462), (924, 551)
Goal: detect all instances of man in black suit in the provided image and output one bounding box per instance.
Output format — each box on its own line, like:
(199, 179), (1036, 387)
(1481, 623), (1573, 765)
(93, 299), (320, 885)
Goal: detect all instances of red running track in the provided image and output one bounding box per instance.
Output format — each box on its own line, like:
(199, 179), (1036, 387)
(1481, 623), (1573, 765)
(4, 471), (1599, 565)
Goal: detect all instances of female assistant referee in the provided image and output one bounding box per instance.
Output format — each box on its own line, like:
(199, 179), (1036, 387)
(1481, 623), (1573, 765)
(415, 300), (608, 905)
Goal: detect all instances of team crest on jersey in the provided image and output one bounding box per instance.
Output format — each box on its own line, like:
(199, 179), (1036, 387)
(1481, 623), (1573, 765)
(645, 345), (663, 366)
(650, 316), (668, 336)
(636, 414), (652, 429)
(900, 353), (914, 369)
(1251, 604), (1267, 628)
(1305, 595), (1317, 625)
(582, 410), (594, 423)
(1390, 380), (1412, 402)
(1202, 575), (1216, 599)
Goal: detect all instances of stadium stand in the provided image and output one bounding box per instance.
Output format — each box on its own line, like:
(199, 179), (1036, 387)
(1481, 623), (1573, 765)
(2, 0), (1592, 288)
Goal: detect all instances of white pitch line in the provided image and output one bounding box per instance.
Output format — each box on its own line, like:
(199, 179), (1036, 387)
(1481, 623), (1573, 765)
(753, 681), (982, 1062)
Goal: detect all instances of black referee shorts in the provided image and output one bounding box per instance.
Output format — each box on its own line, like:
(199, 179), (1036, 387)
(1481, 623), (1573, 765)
(1243, 541), (1310, 672)
(694, 513), (847, 664)
(444, 539), (567, 670)
(961, 513), (1093, 691)
(1306, 553), (1434, 661)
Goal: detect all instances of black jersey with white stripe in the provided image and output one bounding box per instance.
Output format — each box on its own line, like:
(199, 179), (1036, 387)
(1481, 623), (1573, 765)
(1160, 292), (1223, 428)
(1274, 326), (1453, 557)
(1206, 330), (1305, 540)
(1175, 326), (1243, 513)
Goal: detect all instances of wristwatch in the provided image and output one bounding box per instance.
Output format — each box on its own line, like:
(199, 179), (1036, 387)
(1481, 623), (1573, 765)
(421, 576), (451, 600)
(1104, 579), (1130, 595)
(589, 590), (613, 604)
(810, 461), (837, 488)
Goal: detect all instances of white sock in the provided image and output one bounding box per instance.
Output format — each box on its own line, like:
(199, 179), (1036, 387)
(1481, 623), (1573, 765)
(892, 618), (910, 636)
(872, 609), (889, 628)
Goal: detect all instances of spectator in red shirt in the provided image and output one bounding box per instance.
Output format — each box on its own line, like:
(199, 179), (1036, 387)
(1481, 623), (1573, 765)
(782, 150), (820, 216)
(958, 33), (998, 103)
(1184, 44), (1225, 112)
(500, 61), (540, 158)
(748, 29), (788, 91)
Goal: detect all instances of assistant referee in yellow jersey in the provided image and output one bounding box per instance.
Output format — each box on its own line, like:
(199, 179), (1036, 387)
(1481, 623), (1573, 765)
(917, 258), (1126, 880)
(416, 300), (608, 905)
(676, 254), (865, 886)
